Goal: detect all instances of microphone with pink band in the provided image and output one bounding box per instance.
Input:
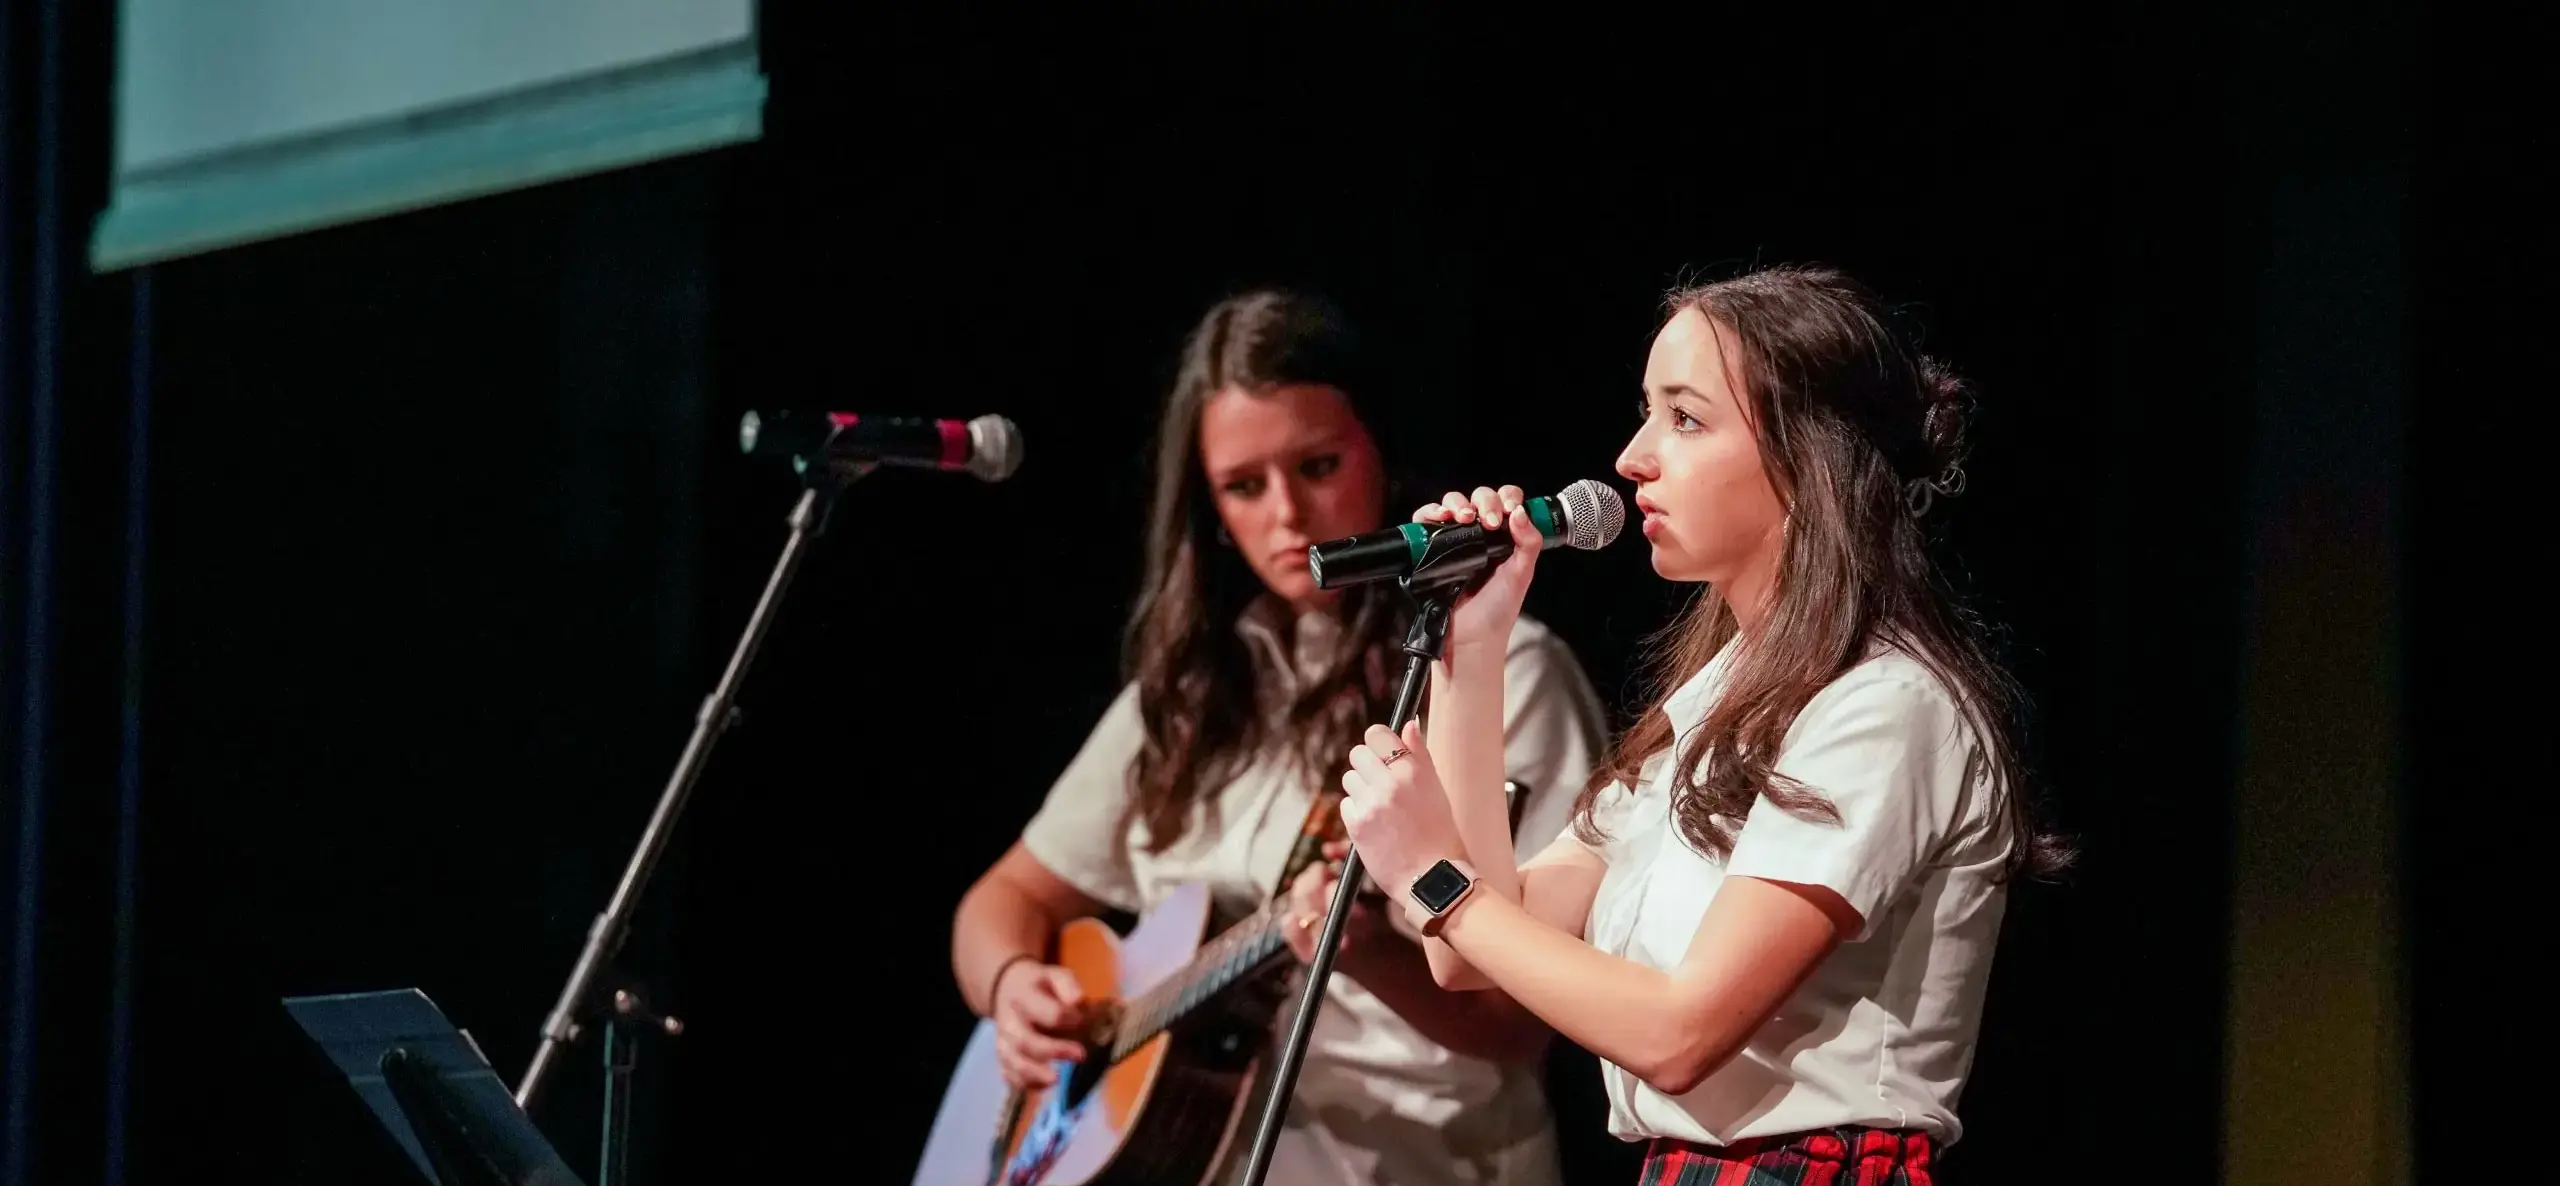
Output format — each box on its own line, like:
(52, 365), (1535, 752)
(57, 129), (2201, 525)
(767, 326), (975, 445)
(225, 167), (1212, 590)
(737, 409), (1023, 482)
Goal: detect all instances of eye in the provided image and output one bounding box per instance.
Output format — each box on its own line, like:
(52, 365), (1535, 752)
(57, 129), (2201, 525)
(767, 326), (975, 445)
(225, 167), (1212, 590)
(1222, 475), (1266, 498)
(1671, 407), (1703, 432)
(1299, 453), (1341, 480)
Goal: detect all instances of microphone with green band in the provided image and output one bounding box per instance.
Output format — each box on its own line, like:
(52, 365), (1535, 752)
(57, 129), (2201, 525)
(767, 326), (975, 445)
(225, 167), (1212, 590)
(1308, 479), (1626, 592)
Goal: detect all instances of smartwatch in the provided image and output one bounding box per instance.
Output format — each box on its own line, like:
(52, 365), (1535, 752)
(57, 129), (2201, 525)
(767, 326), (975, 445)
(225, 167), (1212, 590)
(1407, 858), (1480, 938)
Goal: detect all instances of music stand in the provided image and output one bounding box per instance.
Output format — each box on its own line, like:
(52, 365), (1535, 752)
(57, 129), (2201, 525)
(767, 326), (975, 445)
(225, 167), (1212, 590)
(284, 989), (586, 1186)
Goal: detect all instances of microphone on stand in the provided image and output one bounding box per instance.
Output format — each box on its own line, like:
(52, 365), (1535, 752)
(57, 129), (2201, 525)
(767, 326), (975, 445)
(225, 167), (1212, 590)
(1308, 478), (1625, 591)
(738, 410), (1024, 483)
(1237, 477), (1623, 1186)
(518, 407), (1024, 1173)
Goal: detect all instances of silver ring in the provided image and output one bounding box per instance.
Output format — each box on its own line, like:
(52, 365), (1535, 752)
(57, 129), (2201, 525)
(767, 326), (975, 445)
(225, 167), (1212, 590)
(1379, 748), (1410, 766)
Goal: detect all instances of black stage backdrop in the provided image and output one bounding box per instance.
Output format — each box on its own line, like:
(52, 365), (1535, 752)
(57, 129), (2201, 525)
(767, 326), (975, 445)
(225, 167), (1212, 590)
(2, 3), (2490, 1185)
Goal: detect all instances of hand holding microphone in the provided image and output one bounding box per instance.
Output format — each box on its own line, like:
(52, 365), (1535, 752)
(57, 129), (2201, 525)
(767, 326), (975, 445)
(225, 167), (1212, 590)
(1418, 485), (1552, 653)
(1308, 478), (1624, 653)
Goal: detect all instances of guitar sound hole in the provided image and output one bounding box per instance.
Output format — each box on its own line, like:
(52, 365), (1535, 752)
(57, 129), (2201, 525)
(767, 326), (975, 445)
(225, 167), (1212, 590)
(1176, 1019), (1265, 1072)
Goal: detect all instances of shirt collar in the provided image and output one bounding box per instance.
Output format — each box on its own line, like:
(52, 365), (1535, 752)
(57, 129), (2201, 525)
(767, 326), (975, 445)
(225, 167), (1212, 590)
(1662, 633), (1912, 732)
(1661, 636), (1742, 733)
(1235, 596), (1343, 688)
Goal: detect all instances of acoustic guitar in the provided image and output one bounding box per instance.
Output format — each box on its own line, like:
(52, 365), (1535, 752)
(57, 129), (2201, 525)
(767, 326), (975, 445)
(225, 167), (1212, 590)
(907, 879), (1307, 1186)
(908, 782), (1520, 1186)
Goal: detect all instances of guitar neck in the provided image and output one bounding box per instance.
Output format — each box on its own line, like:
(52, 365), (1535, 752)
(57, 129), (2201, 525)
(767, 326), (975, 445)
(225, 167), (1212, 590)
(1097, 794), (1347, 1063)
(1106, 900), (1294, 1064)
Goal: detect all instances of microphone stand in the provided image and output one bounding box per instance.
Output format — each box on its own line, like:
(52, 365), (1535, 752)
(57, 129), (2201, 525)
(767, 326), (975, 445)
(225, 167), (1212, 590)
(1236, 565), (1474, 1186)
(514, 455), (871, 1186)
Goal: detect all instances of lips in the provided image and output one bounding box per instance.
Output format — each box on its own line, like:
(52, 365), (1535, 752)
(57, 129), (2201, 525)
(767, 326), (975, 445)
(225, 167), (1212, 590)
(1636, 494), (1666, 538)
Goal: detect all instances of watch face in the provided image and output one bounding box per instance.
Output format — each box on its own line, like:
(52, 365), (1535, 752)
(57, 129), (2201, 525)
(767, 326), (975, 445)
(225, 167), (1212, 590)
(1412, 860), (1473, 911)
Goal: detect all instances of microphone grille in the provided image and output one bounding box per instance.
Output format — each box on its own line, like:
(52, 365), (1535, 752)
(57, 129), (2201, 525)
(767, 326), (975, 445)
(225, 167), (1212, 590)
(1555, 479), (1625, 550)
(966, 414), (1024, 482)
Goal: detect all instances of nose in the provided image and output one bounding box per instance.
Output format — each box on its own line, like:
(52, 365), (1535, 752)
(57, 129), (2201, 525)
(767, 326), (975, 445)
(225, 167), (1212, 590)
(1271, 475), (1306, 529)
(1616, 427), (1657, 484)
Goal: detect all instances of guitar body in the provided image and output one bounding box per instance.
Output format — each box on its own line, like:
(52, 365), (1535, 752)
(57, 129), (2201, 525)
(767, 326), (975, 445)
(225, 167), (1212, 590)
(910, 882), (1277, 1186)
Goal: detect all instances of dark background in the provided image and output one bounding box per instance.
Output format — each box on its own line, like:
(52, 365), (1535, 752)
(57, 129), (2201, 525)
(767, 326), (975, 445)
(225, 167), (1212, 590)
(3, 2), (2513, 1184)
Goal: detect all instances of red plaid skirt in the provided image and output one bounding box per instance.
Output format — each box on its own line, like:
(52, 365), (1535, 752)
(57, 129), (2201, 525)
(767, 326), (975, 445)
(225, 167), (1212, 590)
(1639, 1127), (1936, 1185)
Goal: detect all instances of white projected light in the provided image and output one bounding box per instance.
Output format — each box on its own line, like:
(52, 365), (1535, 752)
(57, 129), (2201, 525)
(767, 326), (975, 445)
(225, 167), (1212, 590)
(90, 0), (765, 271)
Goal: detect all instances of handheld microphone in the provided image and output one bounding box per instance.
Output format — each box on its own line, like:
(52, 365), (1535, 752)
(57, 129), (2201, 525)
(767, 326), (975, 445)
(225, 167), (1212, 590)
(1309, 479), (1625, 592)
(737, 410), (1023, 482)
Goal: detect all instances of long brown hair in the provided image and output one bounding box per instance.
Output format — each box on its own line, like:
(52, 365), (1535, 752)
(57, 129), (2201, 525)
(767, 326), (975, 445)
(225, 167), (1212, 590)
(1121, 289), (1406, 854)
(1575, 265), (2072, 880)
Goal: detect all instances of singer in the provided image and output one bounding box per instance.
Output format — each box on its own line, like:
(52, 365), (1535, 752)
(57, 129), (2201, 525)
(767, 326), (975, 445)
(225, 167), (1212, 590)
(948, 288), (1610, 1186)
(1331, 266), (2071, 1184)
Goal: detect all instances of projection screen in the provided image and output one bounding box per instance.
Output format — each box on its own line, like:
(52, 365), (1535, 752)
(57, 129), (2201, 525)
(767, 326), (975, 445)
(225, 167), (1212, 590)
(90, 0), (765, 271)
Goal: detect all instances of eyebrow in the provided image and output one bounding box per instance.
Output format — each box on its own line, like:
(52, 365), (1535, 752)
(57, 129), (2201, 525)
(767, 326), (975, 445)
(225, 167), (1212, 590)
(1210, 434), (1349, 480)
(1648, 383), (1714, 407)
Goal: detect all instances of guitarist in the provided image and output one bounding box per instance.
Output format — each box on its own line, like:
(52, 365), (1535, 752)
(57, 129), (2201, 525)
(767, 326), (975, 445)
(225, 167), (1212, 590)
(950, 288), (1611, 1186)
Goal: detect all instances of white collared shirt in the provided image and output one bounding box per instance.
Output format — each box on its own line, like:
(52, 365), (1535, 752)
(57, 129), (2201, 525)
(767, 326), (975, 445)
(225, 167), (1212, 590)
(1580, 638), (2010, 1147)
(1022, 607), (1609, 1186)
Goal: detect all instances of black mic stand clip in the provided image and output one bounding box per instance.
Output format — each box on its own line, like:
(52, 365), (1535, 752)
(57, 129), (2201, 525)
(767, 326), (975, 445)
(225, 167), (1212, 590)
(513, 451), (872, 1186)
(1236, 541), (1495, 1186)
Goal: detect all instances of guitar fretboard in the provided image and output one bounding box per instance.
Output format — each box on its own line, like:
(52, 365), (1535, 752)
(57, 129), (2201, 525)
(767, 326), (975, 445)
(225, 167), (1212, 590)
(1106, 900), (1294, 1064)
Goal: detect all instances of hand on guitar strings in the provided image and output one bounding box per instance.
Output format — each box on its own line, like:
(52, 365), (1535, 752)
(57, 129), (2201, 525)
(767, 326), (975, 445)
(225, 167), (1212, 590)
(1282, 840), (1393, 974)
(991, 961), (1090, 1089)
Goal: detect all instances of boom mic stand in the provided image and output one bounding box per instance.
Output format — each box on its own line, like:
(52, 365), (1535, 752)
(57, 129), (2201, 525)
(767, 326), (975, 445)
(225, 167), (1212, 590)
(1236, 556), (1485, 1186)
(514, 452), (872, 1186)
